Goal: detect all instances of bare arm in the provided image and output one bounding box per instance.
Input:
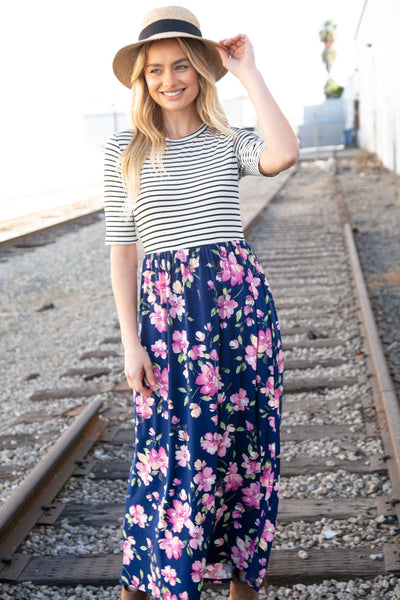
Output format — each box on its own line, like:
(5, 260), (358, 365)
(218, 35), (299, 175)
(110, 244), (155, 397)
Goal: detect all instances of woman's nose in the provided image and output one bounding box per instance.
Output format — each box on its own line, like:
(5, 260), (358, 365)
(163, 68), (177, 88)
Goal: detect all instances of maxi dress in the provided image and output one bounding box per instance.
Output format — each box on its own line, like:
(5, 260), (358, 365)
(104, 124), (283, 600)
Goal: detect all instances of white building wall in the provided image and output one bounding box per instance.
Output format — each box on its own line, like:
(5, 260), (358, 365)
(355, 0), (400, 173)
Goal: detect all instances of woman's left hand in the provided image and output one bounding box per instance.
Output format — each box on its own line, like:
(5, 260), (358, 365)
(217, 34), (256, 80)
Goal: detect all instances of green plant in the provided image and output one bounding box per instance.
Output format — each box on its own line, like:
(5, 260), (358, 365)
(324, 78), (344, 98)
(319, 20), (337, 44)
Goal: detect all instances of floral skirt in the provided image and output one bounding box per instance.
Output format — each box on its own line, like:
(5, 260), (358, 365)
(120, 239), (283, 599)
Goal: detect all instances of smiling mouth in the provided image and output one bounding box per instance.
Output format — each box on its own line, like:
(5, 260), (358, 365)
(162, 89), (185, 97)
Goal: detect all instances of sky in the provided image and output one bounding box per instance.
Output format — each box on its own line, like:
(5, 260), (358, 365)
(0, 0), (366, 200)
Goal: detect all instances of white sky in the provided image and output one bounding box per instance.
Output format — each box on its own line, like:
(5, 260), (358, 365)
(0, 0), (366, 199)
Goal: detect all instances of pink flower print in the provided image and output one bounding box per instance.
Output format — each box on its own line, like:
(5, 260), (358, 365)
(207, 279), (215, 290)
(224, 462), (243, 492)
(202, 493), (215, 511)
(268, 416), (276, 432)
(256, 309), (265, 318)
(258, 328), (273, 357)
(195, 362), (219, 396)
(261, 465), (275, 499)
(245, 270), (261, 298)
(147, 291), (157, 305)
(129, 504), (148, 528)
(242, 482), (263, 508)
(159, 530), (184, 559)
(188, 524), (204, 549)
(142, 270), (153, 294)
(178, 430), (189, 442)
(193, 466), (216, 492)
(153, 366), (169, 400)
(191, 558), (206, 583)
(175, 445), (190, 467)
(229, 339), (239, 350)
(169, 293), (185, 319)
(268, 388), (281, 413)
(172, 330), (189, 354)
(217, 294), (238, 319)
(201, 432), (218, 454)
(236, 243), (249, 261)
(150, 303), (168, 332)
(245, 344), (257, 370)
(221, 252), (245, 286)
(181, 265), (194, 284)
(243, 304), (253, 316)
(188, 344), (206, 360)
(149, 447), (169, 476)
(241, 453), (261, 476)
(245, 317), (254, 326)
(217, 429), (233, 457)
(261, 376), (275, 399)
(205, 322), (212, 332)
(277, 348), (284, 373)
(176, 249), (188, 262)
(172, 416), (180, 425)
(260, 519), (275, 550)
(123, 537), (135, 564)
(151, 339), (167, 359)
(166, 499), (192, 533)
(172, 280), (183, 294)
(210, 349), (218, 361)
(161, 566), (178, 586)
(269, 442), (276, 460)
(230, 388), (249, 411)
(148, 574), (160, 597)
(135, 394), (154, 419)
(195, 330), (206, 341)
(154, 272), (170, 302)
(189, 402), (201, 418)
(231, 539), (250, 569)
(245, 420), (254, 431)
(136, 458), (152, 485)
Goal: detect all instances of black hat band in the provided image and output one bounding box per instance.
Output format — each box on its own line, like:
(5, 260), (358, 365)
(139, 18), (202, 41)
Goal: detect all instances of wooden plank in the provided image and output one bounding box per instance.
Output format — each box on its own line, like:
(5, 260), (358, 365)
(29, 383), (114, 401)
(284, 376), (358, 393)
(4, 546), (394, 586)
(284, 358), (346, 370)
(283, 339), (344, 349)
(88, 455), (386, 481)
(79, 350), (120, 360)
(60, 367), (111, 380)
(281, 424), (367, 441)
(54, 495), (394, 528)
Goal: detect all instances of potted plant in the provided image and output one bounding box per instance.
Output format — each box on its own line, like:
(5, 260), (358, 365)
(319, 20), (337, 46)
(324, 78), (344, 99)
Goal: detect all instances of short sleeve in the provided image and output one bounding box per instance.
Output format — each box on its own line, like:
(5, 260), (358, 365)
(104, 135), (138, 245)
(231, 127), (266, 178)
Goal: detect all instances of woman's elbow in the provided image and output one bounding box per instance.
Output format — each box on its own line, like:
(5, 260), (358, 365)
(260, 146), (300, 176)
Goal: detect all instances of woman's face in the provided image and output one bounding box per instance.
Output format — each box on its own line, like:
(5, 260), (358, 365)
(144, 39), (200, 114)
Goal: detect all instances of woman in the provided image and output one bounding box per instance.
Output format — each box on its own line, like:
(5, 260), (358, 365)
(104, 6), (299, 600)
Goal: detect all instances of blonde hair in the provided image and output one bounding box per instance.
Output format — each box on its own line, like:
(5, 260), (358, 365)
(120, 37), (233, 213)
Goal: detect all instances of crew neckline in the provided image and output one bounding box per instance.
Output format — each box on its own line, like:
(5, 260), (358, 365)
(165, 123), (207, 143)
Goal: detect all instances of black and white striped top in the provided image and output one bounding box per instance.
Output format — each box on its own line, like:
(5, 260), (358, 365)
(104, 124), (265, 253)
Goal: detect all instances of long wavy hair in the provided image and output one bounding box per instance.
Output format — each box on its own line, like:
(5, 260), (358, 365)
(120, 37), (233, 213)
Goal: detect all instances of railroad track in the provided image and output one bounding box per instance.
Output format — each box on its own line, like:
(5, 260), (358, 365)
(1, 161), (400, 595)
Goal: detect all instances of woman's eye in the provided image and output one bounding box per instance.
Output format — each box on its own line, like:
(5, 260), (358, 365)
(150, 69), (161, 74)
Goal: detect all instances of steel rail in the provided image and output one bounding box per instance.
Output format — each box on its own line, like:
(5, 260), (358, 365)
(345, 222), (400, 521)
(0, 398), (106, 563)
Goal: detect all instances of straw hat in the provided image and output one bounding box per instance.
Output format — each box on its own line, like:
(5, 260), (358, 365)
(112, 5), (227, 88)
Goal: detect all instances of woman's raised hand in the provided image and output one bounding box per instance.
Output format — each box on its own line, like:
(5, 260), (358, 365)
(217, 34), (256, 80)
(124, 343), (156, 398)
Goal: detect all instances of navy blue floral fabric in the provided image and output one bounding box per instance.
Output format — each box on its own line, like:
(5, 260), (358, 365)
(120, 239), (283, 599)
